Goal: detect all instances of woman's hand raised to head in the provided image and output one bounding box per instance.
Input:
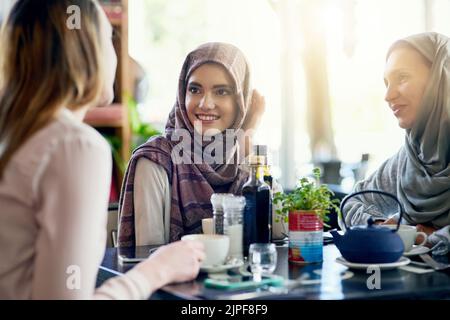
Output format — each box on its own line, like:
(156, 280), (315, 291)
(135, 240), (205, 291)
(240, 89), (266, 157)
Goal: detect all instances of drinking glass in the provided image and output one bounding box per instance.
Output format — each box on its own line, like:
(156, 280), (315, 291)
(249, 243), (277, 281)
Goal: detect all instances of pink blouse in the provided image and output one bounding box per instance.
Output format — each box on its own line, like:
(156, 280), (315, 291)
(0, 109), (150, 299)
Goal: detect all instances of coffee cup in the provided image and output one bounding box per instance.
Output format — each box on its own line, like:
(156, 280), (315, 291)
(201, 218), (215, 235)
(181, 234), (230, 266)
(386, 225), (427, 252)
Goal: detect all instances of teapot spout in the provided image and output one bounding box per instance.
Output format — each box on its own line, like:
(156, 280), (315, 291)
(330, 229), (342, 247)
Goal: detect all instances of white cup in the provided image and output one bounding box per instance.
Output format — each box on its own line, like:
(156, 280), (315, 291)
(181, 234), (230, 266)
(386, 225), (428, 252)
(202, 218), (215, 235)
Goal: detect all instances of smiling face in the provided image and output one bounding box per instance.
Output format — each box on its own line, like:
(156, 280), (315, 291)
(384, 46), (431, 129)
(185, 63), (238, 136)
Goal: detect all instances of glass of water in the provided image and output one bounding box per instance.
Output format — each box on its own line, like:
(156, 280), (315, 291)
(249, 243), (277, 281)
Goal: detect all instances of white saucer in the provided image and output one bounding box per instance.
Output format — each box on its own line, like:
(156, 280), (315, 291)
(200, 261), (244, 273)
(403, 245), (430, 257)
(336, 256), (410, 270)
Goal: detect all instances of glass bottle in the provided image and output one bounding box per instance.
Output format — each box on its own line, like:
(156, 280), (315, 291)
(242, 154), (272, 256)
(223, 196), (246, 264)
(253, 145), (285, 240)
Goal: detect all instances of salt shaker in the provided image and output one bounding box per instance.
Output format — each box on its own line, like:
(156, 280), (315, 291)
(211, 193), (233, 235)
(223, 196), (246, 264)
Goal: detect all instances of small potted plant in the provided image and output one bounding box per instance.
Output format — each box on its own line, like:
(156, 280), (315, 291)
(273, 168), (340, 264)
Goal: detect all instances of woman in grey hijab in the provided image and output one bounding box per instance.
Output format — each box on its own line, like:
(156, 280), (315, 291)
(340, 32), (450, 248)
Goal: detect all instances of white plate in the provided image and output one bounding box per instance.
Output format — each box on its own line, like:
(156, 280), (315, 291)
(403, 245), (430, 257)
(336, 256), (410, 270)
(200, 261), (244, 273)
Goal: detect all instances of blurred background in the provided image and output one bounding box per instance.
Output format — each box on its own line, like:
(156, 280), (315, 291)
(1, 0), (449, 194)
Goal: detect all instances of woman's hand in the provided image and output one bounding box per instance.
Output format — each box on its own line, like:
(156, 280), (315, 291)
(416, 224), (438, 235)
(240, 89), (266, 156)
(135, 240), (205, 291)
(416, 224), (438, 245)
(380, 217), (398, 225)
(373, 217), (397, 225)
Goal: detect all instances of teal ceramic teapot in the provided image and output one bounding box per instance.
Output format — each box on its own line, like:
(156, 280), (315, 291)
(331, 190), (405, 264)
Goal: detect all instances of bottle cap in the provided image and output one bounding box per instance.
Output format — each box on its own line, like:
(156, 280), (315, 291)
(222, 196), (246, 211)
(211, 193), (234, 210)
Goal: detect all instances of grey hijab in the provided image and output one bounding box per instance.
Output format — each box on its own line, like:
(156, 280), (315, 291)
(389, 32), (450, 227)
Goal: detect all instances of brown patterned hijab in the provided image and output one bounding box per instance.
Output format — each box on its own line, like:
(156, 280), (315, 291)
(118, 43), (251, 247)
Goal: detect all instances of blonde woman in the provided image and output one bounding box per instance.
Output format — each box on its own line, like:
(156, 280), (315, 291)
(0, 0), (204, 299)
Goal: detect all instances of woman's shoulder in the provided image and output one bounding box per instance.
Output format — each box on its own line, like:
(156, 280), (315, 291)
(356, 146), (405, 189)
(13, 109), (109, 172)
(21, 109), (108, 150)
(131, 135), (174, 174)
(139, 135), (173, 152)
(136, 157), (168, 178)
(135, 158), (170, 194)
(380, 145), (407, 170)
(3, 109), (111, 199)
(54, 109), (110, 151)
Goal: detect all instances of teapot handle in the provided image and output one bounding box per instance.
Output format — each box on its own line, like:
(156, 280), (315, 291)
(340, 190), (404, 232)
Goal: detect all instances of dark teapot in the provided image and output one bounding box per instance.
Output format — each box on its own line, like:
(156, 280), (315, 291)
(331, 190), (405, 264)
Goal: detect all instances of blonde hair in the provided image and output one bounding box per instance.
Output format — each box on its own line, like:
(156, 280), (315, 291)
(0, 0), (105, 177)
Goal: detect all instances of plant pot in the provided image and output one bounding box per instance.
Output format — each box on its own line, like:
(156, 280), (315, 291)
(288, 210), (323, 264)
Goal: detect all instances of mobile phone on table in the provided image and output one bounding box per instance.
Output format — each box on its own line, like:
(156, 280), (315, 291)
(118, 245), (161, 263)
(204, 274), (284, 290)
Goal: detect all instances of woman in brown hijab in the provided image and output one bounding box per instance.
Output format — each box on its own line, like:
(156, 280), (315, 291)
(119, 43), (265, 247)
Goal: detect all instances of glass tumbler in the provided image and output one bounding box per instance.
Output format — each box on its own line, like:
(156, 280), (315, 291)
(249, 243), (277, 280)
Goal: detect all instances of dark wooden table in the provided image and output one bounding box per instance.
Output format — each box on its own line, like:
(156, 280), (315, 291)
(98, 243), (450, 300)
